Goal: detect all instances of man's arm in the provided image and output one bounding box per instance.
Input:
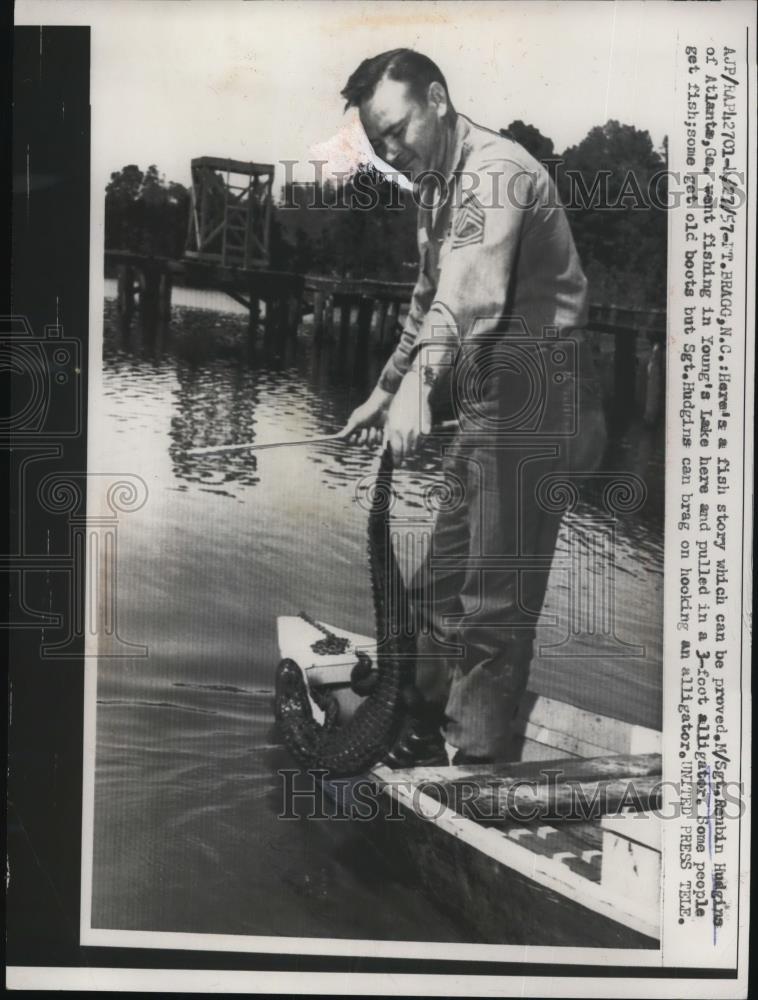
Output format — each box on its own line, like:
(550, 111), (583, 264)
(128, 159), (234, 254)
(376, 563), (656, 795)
(339, 236), (435, 442)
(376, 249), (436, 394)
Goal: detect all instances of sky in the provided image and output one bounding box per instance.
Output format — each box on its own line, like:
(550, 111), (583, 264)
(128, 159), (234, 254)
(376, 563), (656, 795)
(17, 0), (683, 194)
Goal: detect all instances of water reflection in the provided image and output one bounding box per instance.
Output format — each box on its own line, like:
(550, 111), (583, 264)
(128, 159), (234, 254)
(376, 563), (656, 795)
(103, 297), (665, 529)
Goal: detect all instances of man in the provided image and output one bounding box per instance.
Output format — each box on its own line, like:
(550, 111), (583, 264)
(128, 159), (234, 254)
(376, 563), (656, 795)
(338, 49), (605, 766)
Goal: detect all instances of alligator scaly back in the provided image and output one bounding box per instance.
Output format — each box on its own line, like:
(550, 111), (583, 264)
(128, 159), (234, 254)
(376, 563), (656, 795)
(274, 446), (414, 777)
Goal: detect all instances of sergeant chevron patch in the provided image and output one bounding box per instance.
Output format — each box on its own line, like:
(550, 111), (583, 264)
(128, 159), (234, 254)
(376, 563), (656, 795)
(451, 195), (486, 249)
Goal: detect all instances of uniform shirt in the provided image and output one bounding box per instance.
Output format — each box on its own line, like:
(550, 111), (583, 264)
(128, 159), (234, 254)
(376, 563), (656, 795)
(377, 113), (590, 397)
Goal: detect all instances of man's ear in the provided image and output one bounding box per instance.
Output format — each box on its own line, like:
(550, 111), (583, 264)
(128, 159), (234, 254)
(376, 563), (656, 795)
(427, 81), (448, 118)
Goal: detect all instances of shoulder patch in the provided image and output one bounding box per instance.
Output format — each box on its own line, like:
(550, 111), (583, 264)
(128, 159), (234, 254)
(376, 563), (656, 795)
(451, 195), (485, 249)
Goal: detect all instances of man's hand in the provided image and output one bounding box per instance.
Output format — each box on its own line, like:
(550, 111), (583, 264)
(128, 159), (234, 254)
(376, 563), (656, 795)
(337, 385), (394, 445)
(383, 368), (432, 464)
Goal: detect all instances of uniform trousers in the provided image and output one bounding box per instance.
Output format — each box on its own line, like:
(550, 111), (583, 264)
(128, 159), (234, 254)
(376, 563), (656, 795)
(407, 343), (605, 759)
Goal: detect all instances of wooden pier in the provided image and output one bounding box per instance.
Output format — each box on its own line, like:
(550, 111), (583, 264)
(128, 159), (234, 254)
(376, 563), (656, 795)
(106, 250), (666, 426)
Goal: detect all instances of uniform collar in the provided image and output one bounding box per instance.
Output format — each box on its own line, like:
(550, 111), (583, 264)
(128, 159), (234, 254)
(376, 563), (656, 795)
(417, 114), (470, 205)
(440, 113), (472, 185)
(422, 114), (471, 229)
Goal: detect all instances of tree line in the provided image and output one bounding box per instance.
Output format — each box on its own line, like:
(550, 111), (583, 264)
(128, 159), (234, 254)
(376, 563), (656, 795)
(104, 118), (667, 309)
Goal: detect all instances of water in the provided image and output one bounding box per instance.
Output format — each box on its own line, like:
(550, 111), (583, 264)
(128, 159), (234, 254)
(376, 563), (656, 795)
(92, 288), (664, 940)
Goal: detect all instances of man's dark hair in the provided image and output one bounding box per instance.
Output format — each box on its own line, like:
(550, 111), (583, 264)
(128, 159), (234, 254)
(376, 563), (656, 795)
(341, 48), (451, 110)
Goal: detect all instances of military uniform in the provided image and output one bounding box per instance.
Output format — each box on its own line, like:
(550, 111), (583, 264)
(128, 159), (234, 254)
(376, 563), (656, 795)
(379, 114), (604, 760)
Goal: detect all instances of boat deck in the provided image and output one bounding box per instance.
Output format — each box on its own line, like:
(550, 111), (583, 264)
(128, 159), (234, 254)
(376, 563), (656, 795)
(278, 615), (662, 948)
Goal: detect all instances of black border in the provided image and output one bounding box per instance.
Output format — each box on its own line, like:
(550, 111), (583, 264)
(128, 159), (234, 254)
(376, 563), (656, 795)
(6, 21), (747, 986)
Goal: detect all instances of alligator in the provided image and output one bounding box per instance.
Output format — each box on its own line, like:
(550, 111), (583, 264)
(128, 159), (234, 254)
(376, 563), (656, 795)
(274, 445), (416, 777)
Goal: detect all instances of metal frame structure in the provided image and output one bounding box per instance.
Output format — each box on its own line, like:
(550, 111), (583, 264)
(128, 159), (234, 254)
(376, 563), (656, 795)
(184, 157), (274, 269)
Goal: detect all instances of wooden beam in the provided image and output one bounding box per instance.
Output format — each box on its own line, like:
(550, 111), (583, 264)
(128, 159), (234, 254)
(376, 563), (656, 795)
(515, 692), (661, 757)
(312, 291), (324, 337)
(374, 299), (388, 347)
(385, 300), (399, 340)
(158, 272), (172, 321)
(408, 768), (662, 825)
(191, 156), (275, 175)
(198, 219), (226, 252)
(304, 274), (415, 302)
(223, 288), (251, 311)
(613, 326), (638, 419)
(106, 250), (173, 267)
(357, 297), (374, 341)
(599, 813), (661, 914)
(386, 751), (661, 787)
(116, 264), (135, 317)
(338, 297), (353, 342)
(363, 766), (660, 944)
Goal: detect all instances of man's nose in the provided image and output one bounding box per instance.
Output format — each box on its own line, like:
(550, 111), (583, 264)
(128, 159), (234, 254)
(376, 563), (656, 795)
(383, 139), (402, 166)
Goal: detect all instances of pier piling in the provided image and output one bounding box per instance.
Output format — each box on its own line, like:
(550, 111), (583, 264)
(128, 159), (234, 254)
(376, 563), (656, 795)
(105, 250), (666, 426)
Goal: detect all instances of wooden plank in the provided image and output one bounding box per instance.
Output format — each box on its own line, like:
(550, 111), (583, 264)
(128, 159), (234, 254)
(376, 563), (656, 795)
(191, 156), (275, 175)
(222, 288), (251, 311)
(385, 301), (399, 339)
(116, 264), (135, 317)
(106, 250), (173, 267)
(382, 752), (661, 787)
(323, 294), (334, 338)
(365, 767), (659, 944)
(304, 274), (415, 302)
(184, 249), (224, 264)
(247, 294), (260, 338)
(312, 291), (324, 336)
(588, 302), (666, 334)
(513, 733), (583, 762)
(600, 816), (662, 914)
(585, 321), (640, 337)
(600, 812), (661, 851)
(521, 819), (605, 856)
(516, 691), (661, 756)
(357, 297), (374, 341)
(287, 289), (304, 336)
(201, 219), (227, 253)
(338, 297), (353, 342)
(517, 720), (625, 759)
(466, 774), (661, 824)
(374, 299), (388, 346)
(502, 825), (604, 883)
(383, 754), (661, 824)
(613, 327), (638, 417)
(158, 273), (172, 320)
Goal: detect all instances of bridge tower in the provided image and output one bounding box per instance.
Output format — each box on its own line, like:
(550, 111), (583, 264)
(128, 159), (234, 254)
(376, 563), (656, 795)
(184, 157), (274, 269)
